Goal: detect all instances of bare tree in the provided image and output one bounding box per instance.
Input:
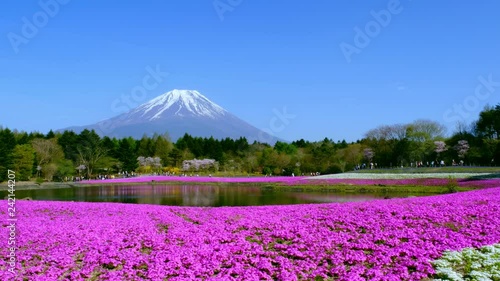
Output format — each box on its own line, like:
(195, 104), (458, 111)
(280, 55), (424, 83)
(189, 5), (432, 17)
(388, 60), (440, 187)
(454, 121), (475, 136)
(31, 138), (64, 180)
(409, 119), (447, 141)
(365, 124), (407, 140)
(32, 138), (63, 166)
(366, 120), (446, 142)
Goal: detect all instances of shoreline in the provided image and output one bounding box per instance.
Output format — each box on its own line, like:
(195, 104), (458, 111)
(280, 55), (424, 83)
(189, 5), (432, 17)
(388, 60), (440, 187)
(0, 180), (479, 195)
(0, 181), (79, 191)
(2, 173), (497, 192)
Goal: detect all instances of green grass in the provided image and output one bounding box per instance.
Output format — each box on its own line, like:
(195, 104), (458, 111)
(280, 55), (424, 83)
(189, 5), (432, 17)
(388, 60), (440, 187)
(264, 183), (474, 194)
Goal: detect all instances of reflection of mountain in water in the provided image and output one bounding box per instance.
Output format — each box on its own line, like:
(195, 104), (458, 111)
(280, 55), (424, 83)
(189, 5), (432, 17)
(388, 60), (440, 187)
(180, 185), (217, 206)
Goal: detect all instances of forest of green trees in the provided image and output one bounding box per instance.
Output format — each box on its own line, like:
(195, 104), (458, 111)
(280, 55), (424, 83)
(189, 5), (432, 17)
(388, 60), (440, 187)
(2, 105), (500, 182)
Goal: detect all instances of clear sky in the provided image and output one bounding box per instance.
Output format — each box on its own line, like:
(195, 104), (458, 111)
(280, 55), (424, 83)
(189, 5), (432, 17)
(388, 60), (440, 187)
(1, 0), (499, 142)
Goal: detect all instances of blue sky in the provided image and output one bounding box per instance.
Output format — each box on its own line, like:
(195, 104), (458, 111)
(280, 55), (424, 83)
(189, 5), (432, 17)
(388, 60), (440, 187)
(1, 0), (499, 142)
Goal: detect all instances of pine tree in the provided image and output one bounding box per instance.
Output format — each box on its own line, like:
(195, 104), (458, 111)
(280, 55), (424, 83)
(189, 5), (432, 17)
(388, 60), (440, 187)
(118, 138), (138, 172)
(0, 128), (16, 182)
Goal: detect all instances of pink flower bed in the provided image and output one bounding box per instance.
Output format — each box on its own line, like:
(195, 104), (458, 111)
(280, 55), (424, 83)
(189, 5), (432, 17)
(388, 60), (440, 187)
(81, 176), (306, 185)
(2, 188), (500, 280)
(304, 178), (500, 188)
(457, 178), (500, 188)
(80, 175), (500, 189)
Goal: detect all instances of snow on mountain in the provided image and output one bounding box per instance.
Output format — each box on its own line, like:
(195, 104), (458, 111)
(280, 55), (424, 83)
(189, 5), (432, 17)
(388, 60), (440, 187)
(61, 89), (281, 143)
(134, 89), (227, 120)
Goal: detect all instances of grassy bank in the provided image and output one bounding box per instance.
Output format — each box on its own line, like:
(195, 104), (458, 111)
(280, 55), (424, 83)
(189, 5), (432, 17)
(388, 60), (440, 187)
(262, 183), (474, 194)
(0, 181), (78, 191)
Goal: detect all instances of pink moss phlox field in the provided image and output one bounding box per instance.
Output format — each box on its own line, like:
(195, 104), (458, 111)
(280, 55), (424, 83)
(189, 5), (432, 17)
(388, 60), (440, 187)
(457, 178), (500, 188)
(2, 188), (500, 280)
(81, 176), (500, 189)
(81, 176), (307, 185)
(301, 178), (500, 188)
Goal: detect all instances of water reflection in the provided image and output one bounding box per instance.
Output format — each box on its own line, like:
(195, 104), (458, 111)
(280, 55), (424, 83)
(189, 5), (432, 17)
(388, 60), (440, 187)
(3, 184), (423, 206)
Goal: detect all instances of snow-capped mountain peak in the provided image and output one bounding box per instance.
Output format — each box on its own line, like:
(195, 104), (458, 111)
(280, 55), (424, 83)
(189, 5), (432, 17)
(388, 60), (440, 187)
(61, 89), (282, 143)
(136, 89), (227, 120)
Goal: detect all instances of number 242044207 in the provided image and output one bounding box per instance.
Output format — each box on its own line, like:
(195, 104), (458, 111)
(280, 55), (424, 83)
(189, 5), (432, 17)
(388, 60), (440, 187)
(7, 170), (16, 215)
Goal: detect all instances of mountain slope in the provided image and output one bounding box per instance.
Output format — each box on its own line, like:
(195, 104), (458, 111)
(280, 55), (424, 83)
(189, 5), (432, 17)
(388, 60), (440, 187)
(62, 90), (280, 143)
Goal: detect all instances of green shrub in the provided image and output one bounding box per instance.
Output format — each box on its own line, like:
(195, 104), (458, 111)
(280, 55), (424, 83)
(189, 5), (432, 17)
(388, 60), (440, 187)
(323, 164), (343, 175)
(446, 176), (459, 193)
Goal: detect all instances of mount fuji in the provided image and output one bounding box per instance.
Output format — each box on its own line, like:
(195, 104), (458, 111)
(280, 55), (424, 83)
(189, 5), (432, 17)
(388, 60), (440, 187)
(62, 90), (280, 143)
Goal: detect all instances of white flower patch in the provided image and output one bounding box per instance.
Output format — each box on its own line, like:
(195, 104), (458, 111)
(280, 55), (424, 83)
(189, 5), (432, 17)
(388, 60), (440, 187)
(310, 173), (491, 180)
(431, 244), (500, 280)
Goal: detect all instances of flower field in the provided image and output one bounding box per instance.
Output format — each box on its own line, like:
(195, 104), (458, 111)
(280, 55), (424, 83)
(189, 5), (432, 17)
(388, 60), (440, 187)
(303, 178), (500, 189)
(79, 175), (500, 191)
(311, 173), (490, 180)
(81, 176), (307, 185)
(2, 187), (500, 280)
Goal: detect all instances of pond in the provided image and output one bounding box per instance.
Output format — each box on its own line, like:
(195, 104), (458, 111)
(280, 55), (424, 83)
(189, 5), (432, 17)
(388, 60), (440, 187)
(2, 184), (436, 206)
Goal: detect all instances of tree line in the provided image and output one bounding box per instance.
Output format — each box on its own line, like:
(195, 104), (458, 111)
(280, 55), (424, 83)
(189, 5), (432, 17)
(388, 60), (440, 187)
(2, 105), (500, 182)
